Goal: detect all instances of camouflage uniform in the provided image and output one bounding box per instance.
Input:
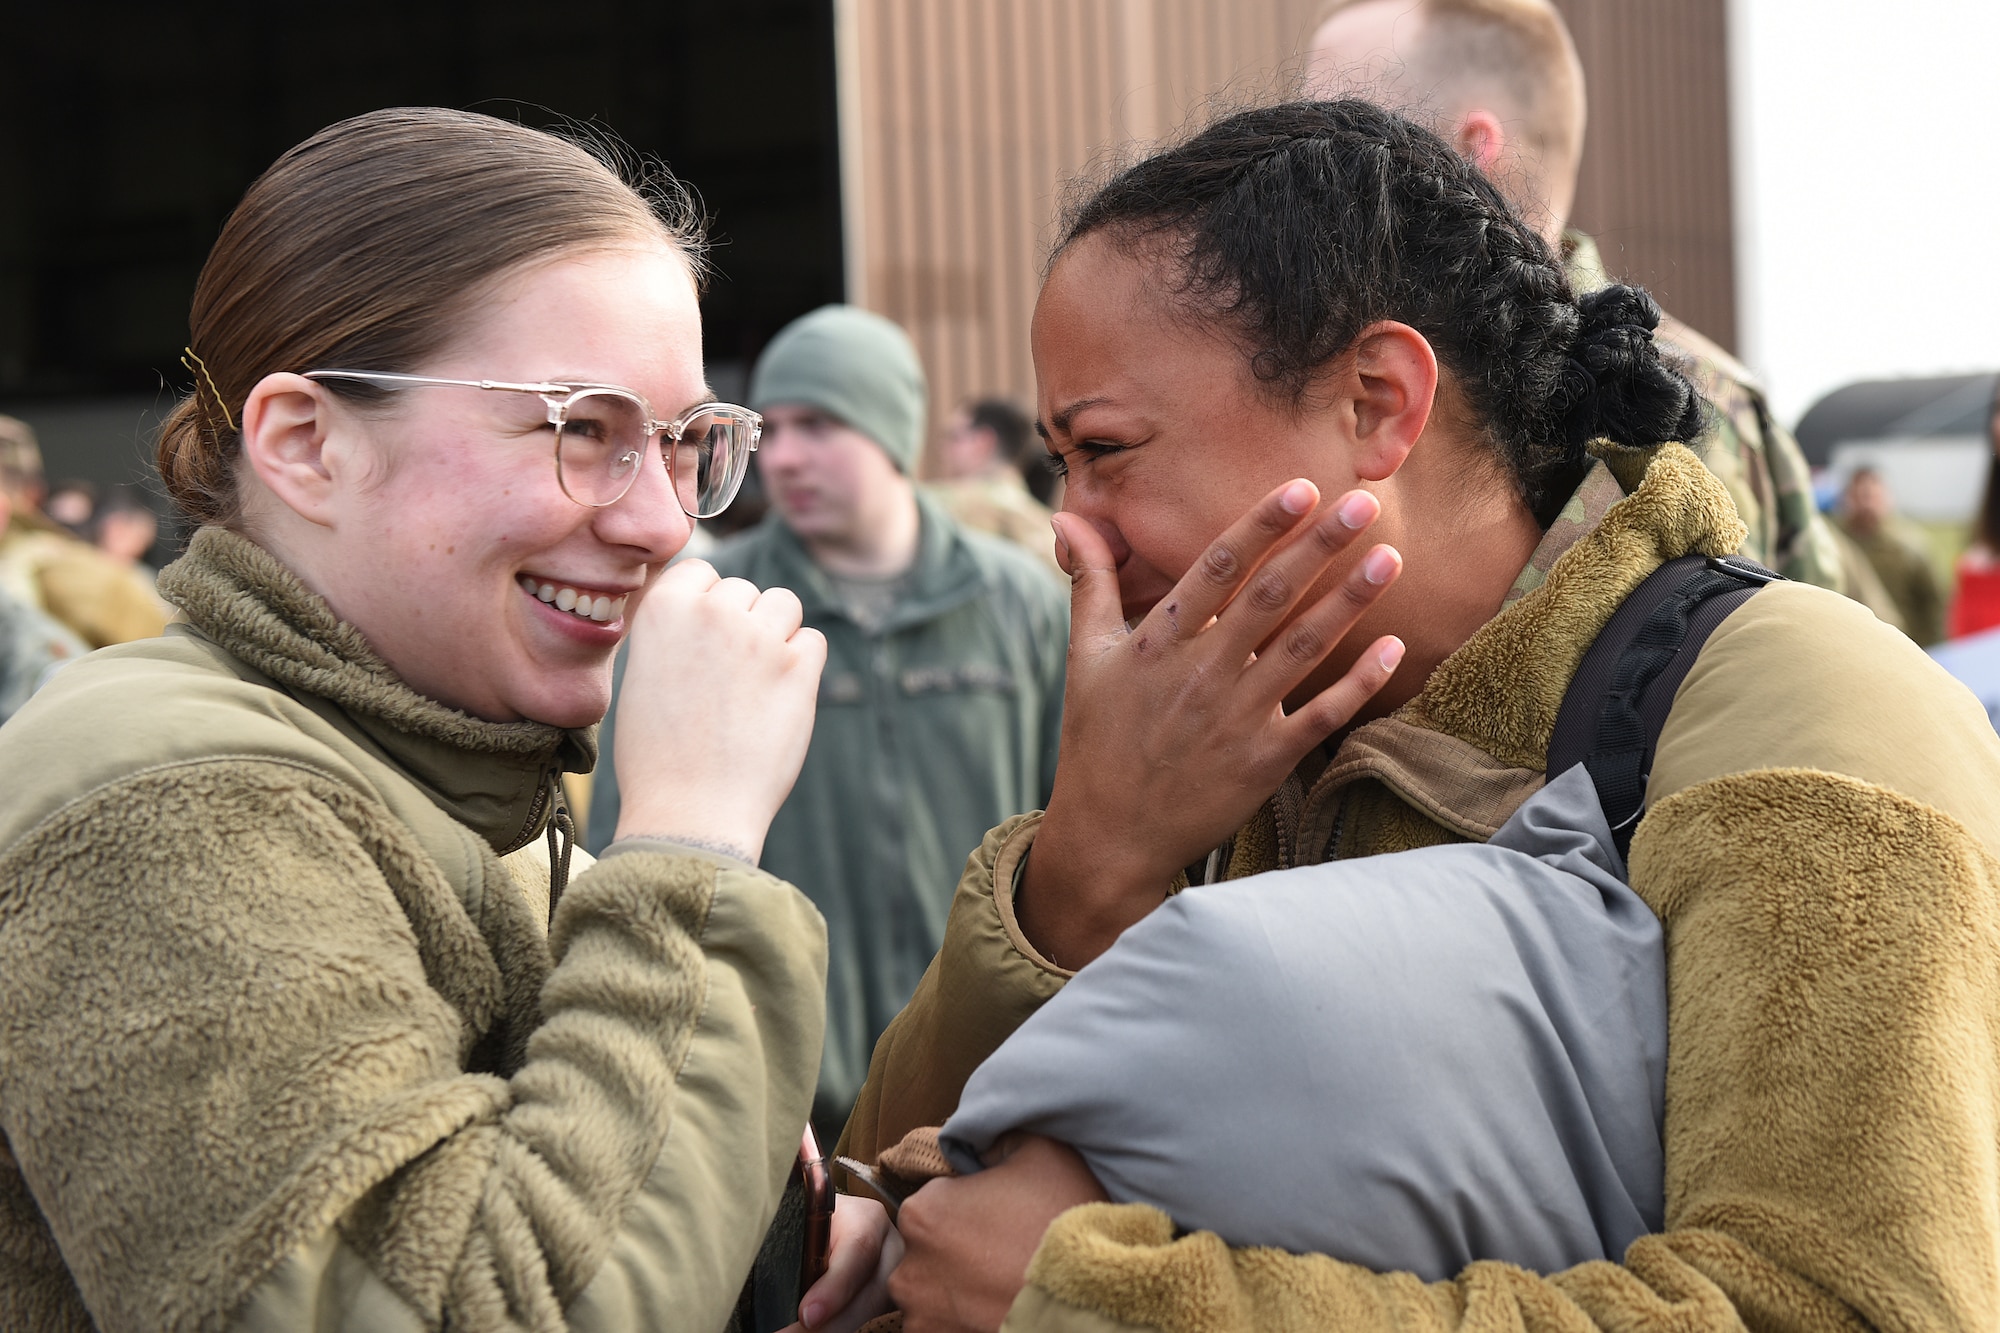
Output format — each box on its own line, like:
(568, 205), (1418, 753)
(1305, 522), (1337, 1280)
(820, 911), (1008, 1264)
(1563, 233), (1851, 593)
(923, 469), (1063, 580)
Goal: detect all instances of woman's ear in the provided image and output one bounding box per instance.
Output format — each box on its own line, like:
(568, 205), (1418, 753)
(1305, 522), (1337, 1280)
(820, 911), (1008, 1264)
(239, 373), (343, 528)
(1345, 321), (1439, 482)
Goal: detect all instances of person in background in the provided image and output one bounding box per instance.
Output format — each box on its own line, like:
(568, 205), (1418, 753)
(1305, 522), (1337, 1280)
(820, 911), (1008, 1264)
(0, 485), (86, 723)
(927, 397), (1063, 575)
(1949, 383), (2000, 638)
(92, 484), (161, 569)
(1835, 466), (1942, 644)
(44, 478), (97, 536)
(0, 416), (167, 647)
(589, 306), (1068, 1147)
(1306, 0), (1889, 613)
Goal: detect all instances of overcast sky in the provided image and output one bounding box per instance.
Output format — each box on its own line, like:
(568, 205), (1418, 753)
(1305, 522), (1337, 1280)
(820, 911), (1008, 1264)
(1731, 0), (2000, 426)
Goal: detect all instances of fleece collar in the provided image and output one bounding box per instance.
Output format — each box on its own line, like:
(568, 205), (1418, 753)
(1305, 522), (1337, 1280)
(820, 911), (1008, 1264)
(1273, 443), (1748, 863)
(158, 527), (594, 852)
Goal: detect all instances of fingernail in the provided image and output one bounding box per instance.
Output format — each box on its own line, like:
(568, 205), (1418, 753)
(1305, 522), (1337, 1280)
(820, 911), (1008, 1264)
(1362, 546), (1400, 585)
(801, 1301), (822, 1328)
(1280, 480), (1315, 514)
(1050, 517), (1071, 566)
(1379, 637), (1406, 671)
(1336, 491), (1377, 529)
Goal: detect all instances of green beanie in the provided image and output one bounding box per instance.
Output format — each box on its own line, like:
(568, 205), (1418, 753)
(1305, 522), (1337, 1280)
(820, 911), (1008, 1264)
(749, 305), (928, 474)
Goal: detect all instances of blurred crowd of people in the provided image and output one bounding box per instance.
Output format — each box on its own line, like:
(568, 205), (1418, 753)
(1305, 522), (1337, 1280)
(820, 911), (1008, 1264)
(0, 416), (167, 723)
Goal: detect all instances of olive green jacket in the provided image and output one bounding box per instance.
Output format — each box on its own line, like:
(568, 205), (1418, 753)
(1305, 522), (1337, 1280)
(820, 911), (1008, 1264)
(593, 492), (1066, 1126)
(844, 445), (2000, 1333)
(0, 528), (827, 1332)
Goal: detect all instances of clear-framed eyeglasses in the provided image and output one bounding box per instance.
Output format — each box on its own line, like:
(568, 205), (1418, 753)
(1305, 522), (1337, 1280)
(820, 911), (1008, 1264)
(301, 370), (761, 519)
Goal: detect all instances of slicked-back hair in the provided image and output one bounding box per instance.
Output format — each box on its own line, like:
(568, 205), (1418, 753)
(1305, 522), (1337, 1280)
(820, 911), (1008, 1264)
(1056, 99), (1704, 524)
(158, 107), (705, 528)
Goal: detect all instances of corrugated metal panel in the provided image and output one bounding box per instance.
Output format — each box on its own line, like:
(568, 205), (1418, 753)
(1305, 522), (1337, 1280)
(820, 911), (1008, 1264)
(1555, 0), (1738, 351)
(835, 0), (1322, 471)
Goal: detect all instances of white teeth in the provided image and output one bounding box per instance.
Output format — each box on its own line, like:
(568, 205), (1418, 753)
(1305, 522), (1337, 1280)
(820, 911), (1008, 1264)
(522, 576), (628, 624)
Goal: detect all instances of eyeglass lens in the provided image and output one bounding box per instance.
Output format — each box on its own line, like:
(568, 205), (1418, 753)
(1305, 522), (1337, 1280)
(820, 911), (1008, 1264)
(554, 391), (754, 518)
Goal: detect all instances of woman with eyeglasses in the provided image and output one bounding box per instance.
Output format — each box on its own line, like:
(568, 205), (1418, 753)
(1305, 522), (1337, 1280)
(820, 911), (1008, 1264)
(0, 109), (891, 1331)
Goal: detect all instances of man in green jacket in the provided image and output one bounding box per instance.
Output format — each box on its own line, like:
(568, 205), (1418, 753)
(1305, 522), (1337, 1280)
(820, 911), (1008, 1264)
(590, 305), (1067, 1139)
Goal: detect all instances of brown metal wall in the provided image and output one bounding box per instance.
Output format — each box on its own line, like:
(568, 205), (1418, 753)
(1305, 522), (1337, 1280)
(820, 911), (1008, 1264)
(835, 0), (1323, 470)
(1554, 0), (1738, 350)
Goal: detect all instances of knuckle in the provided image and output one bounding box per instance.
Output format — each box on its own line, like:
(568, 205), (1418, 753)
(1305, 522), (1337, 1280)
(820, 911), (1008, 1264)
(1246, 570), (1290, 613)
(1199, 544), (1239, 585)
(1283, 618), (1328, 665)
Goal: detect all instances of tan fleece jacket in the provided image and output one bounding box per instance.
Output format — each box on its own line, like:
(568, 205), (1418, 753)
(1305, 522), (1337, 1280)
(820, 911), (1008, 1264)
(843, 445), (2000, 1333)
(0, 528), (828, 1332)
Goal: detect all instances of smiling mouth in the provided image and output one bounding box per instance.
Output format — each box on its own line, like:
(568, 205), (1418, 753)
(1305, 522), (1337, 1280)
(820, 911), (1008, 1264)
(517, 575), (630, 624)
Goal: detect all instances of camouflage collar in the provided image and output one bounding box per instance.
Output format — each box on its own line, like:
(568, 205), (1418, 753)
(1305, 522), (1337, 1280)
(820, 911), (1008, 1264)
(1503, 462), (1628, 607)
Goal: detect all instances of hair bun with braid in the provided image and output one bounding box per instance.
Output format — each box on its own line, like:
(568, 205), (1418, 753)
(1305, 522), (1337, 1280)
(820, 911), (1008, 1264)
(1555, 284), (1708, 462)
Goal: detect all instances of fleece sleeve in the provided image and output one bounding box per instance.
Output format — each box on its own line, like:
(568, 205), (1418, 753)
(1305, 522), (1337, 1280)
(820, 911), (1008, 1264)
(0, 758), (824, 1333)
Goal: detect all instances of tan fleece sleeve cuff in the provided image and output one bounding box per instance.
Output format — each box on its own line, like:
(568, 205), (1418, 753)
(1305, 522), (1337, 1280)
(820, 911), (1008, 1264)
(597, 834), (758, 872)
(1011, 1203), (1463, 1333)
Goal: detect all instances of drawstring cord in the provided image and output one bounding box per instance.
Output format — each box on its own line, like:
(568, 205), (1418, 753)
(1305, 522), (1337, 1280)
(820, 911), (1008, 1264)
(545, 779), (575, 927)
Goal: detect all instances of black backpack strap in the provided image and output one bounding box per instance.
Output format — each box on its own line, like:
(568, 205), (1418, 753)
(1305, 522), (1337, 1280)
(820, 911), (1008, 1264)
(1547, 553), (1781, 859)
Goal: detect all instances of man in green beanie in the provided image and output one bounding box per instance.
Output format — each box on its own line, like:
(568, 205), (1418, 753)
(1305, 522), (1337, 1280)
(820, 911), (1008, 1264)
(589, 305), (1068, 1140)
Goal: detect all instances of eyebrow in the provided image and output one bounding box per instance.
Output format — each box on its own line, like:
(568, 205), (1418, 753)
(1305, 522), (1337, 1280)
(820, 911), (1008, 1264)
(1038, 396), (1111, 441)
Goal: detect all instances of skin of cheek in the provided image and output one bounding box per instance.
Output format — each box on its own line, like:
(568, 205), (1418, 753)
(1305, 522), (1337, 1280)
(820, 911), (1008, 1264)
(301, 247), (705, 728)
(1037, 243), (1386, 702)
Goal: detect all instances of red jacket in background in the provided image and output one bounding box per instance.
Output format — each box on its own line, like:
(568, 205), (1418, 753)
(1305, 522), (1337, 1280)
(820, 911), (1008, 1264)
(1949, 548), (2000, 639)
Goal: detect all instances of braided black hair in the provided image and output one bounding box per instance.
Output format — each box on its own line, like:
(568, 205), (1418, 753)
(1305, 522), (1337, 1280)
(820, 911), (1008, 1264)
(1056, 100), (1707, 522)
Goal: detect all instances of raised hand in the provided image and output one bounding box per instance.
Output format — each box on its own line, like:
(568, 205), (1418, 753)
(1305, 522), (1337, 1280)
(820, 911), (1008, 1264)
(610, 559), (827, 863)
(1018, 480), (1403, 968)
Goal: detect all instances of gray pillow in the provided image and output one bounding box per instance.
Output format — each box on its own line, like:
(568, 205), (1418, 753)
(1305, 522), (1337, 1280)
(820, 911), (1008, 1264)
(939, 764), (1664, 1280)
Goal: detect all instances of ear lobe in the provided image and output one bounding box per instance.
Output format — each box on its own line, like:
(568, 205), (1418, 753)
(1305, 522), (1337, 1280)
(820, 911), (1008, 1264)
(1347, 322), (1438, 483)
(239, 373), (342, 528)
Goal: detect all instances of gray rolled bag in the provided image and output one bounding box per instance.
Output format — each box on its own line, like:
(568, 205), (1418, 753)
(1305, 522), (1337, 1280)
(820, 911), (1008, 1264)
(938, 763), (1665, 1280)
